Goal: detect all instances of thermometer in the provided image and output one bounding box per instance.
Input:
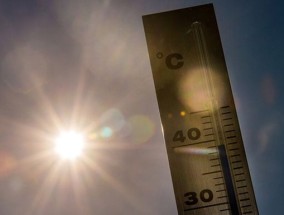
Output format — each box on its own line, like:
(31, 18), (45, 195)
(143, 4), (258, 215)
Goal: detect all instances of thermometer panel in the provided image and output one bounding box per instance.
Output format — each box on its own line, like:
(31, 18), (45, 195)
(143, 4), (258, 215)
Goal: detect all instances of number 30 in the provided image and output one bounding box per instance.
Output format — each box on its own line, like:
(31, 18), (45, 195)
(184, 189), (213, 205)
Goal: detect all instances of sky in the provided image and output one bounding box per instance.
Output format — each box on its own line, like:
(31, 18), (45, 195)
(0, 0), (283, 214)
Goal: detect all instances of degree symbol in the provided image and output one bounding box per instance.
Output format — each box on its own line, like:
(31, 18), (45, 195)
(156, 52), (163, 59)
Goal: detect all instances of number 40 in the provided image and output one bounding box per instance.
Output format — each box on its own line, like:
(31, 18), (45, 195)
(173, 128), (201, 142)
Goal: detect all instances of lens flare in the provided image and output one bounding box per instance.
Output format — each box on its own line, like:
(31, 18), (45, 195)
(100, 127), (113, 138)
(174, 145), (217, 155)
(128, 115), (155, 144)
(178, 67), (225, 112)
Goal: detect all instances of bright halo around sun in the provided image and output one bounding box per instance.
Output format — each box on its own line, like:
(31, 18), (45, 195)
(54, 130), (85, 160)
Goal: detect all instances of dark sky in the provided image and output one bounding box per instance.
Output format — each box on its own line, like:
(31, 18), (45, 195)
(0, 0), (283, 214)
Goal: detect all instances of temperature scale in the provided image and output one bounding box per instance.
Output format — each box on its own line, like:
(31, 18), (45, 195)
(143, 4), (258, 215)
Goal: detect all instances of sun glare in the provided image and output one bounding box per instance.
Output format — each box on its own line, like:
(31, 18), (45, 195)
(54, 130), (85, 160)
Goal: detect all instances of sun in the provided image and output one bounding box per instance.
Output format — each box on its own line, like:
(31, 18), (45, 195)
(54, 130), (85, 160)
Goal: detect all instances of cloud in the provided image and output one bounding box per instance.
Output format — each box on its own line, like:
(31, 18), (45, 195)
(257, 114), (282, 153)
(261, 74), (277, 105)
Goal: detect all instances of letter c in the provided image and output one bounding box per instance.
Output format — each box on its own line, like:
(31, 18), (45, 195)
(165, 53), (184, 70)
